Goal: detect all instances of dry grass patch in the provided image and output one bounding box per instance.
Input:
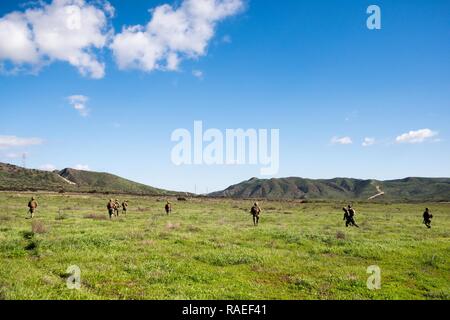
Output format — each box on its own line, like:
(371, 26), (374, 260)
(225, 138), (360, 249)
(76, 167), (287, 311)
(32, 220), (48, 234)
(84, 213), (108, 220)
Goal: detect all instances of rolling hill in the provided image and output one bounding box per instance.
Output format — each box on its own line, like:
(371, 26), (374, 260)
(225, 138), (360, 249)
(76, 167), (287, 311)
(2, 162), (449, 201)
(0, 162), (176, 196)
(209, 177), (450, 202)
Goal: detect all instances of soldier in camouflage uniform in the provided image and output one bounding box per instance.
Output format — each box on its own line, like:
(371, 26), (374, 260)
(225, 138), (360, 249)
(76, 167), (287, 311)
(344, 205), (359, 228)
(114, 199), (120, 217)
(107, 199), (115, 219)
(423, 208), (433, 229)
(27, 197), (38, 219)
(122, 200), (128, 215)
(250, 202), (261, 226)
(165, 201), (172, 215)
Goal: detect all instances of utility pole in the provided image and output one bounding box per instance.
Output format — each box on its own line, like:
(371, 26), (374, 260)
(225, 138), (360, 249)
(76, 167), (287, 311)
(22, 153), (27, 168)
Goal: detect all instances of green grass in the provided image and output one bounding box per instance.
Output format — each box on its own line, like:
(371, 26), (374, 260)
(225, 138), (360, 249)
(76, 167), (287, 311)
(0, 192), (449, 300)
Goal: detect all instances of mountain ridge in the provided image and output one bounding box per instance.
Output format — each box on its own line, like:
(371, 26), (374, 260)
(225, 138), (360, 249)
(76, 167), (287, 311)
(208, 176), (450, 201)
(2, 162), (449, 201)
(0, 162), (179, 196)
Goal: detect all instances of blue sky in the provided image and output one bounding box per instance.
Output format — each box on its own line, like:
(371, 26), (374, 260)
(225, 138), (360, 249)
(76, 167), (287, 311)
(0, 0), (449, 193)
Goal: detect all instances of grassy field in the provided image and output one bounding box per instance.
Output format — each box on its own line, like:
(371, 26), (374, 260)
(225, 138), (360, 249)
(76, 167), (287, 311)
(0, 192), (448, 300)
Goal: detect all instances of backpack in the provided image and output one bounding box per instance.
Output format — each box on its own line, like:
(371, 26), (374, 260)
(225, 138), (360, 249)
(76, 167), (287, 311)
(348, 208), (355, 217)
(251, 206), (259, 215)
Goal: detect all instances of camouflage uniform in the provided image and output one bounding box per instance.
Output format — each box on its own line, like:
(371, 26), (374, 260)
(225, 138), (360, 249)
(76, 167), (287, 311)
(345, 205), (359, 228)
(28, 197), (38, 218)
(114, 199), (120, 217)
(343, 207), (349, 226)
(122, 201), (128, 215)
(250, 202), (261, 226)
(165, 201), (172, 215)
(423, 208), (433, 229)
(107, 199), (115, 219)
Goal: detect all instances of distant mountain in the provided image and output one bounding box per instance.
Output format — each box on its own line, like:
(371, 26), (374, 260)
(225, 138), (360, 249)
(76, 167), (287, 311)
(209, 177), (450, 202)
(0, 162), (177, 196)
(3, 162), (448, 201)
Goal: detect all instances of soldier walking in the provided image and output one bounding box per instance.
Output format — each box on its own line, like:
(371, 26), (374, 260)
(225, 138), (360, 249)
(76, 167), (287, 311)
(122, 200), (128, 215)
(165, 201), (172, 215)
(250, 202), (261, 226)
(107, 199), (115, 219)
(344, 205), (359, 228)
(114, 199), (120, 217)
(423, 208), (433, 229)
(343, 207), (350, 226)
(27, 197), (38, 219)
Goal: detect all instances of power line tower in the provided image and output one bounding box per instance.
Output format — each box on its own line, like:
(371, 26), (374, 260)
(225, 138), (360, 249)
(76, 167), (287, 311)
(22, 153), (27, 168)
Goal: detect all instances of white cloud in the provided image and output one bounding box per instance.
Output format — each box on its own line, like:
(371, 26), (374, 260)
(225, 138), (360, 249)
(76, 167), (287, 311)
(331, 136), (353, 145)
(0, 12), (39, 64)
(4, 152), (23, 159)
(40, 164), (57, 171)
(0, 0), (113, 79)
(192, 69), (203, 78)
(74, 164), (90, 170)
(395, 129), (438, 144)
(362, 137), (376, 147)
(0, 135), (43, 149)
(110, 0), (243, 72)
(68, 95), (89, 116)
